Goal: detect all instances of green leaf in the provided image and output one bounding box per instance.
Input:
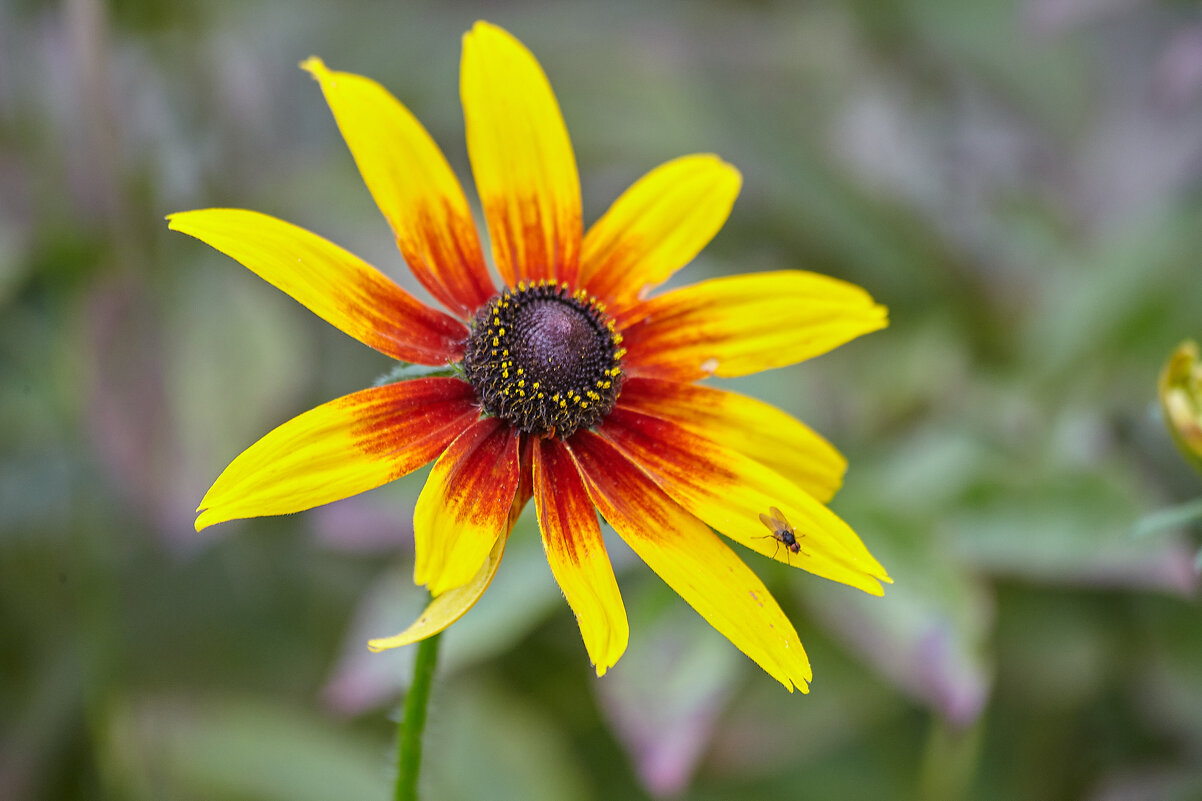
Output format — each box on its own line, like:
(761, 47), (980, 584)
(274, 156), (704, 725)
(427, 679), (591, 801)
(110, 695), (389, 801)
(1132, 497), (1202, 540)
(373, 361), (461, 386)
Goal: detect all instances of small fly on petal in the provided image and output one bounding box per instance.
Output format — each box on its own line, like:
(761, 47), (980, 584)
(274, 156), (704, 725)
(757, 506), (809, 561)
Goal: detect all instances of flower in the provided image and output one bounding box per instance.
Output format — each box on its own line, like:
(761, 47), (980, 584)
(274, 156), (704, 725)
(169, 21), (889, 691)
(1160, 339), (1202, 475)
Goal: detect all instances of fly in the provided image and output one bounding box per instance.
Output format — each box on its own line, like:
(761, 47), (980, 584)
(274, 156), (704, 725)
(757, 506), (808, 561)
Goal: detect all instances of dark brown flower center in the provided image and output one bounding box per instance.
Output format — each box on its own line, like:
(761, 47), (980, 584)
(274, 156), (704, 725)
(463, 281), (625, 438)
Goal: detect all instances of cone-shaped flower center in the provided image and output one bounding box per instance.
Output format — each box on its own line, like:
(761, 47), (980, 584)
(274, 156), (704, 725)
(464, 281), (625, 438)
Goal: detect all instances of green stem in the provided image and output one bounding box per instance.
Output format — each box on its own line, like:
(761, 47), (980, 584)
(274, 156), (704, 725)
(917, 715), (982, 801)
(394, 631), (442, 801)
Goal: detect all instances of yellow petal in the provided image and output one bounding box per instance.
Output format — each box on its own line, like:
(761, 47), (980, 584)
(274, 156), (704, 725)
(598, 407), (890, 595)
(413, 418), (521, 595)
(617, 377), (846, 503)
(368, 534), (508, 651)
(566, 431), (811, 692)
(533, 438), (628, 675)
(196, 379), (478, 530)
(619, 270), (888, 381)
(168, 209), (467, 364)
(461, 21), (581, 287)
(301, 58), (495, 318)
(371, 437), (533, 651)
(581, 154), (741, 312)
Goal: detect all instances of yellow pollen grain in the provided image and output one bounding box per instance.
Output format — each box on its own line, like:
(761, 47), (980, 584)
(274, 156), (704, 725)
(498, 327), (506, 336)
(492, 337), (499, 346)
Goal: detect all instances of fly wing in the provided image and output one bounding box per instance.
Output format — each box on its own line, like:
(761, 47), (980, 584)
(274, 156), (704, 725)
(766, 506), (792, 531)
(758, 512), (777, 533)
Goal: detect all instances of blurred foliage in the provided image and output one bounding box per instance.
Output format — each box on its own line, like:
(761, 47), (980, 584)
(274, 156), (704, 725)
(3, 0), (1202, 799)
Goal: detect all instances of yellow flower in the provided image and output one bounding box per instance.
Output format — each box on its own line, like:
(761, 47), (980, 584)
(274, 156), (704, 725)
(1160, 339), (1202, 474)
(169, 21), (889, 691)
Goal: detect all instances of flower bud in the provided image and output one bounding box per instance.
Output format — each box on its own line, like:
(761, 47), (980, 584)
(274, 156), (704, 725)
(1159, 339), (1202, 474)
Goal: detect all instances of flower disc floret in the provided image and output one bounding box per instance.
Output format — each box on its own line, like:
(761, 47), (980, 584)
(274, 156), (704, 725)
(463, 280), (625, 438)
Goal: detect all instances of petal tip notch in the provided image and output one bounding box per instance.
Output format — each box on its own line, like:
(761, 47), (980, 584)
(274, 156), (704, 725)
(164, 210), (190, 230)
(194, 508), (218, 533)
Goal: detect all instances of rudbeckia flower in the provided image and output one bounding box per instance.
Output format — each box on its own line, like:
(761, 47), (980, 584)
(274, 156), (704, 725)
(170, 21), (889, 691)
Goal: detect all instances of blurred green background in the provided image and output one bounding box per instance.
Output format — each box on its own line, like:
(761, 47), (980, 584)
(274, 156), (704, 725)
(4, 0), (1202, 799)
